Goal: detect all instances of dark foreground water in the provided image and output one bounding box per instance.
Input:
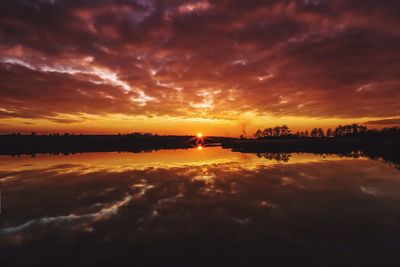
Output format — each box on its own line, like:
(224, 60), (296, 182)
(1, 147), (400, 267)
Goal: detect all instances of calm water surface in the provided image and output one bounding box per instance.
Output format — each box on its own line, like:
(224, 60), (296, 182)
(1, 147), (400, 266)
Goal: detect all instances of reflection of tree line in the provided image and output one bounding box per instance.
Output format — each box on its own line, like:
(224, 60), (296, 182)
(256, 151), (400, 170)
(362, 152), (400, 171)
(256, 151), (364, 163)
(334, 151), (400, 170)
(256, 152), (292, 162)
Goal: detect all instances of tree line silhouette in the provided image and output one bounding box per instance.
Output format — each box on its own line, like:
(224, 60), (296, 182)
(254, 124), (399, 139)
(9, 131), (158, 137)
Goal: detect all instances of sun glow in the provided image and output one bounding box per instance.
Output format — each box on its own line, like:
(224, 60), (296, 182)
(197, 133), (203, 138)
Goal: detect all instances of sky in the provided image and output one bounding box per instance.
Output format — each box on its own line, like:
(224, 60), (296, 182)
(0, 0), (399, 136)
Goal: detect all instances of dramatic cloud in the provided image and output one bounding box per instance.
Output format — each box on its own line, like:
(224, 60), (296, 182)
(364, 118), (400, 126)
(0, 0), (399, 131)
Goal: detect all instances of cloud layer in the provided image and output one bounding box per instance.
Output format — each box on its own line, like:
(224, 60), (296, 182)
(0, 0), (399, 126)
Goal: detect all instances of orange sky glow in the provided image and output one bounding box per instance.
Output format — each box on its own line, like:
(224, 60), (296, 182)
(0, 0), (399, 136)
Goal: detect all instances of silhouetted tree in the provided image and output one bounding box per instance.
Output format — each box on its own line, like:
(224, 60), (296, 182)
(254, 129), (263, 138)
(334, 124), (368, 137)
(273, 126), (281, 137)
(326, 128), (333, 137)
(309, 128), (324, 137)
(280, 125), (291, 136)
(310, 128), (318, 137)
(334, 125), (343, 136)
(262, 128), (273, 137)
(254, 125), (292, 138)
(318, 127), (324, 137)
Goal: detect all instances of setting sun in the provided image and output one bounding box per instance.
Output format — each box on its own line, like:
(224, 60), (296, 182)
(197, 133), (203, 138)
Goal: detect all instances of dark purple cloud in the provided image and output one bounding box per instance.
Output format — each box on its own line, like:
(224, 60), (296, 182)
(364, 118), (400, 126)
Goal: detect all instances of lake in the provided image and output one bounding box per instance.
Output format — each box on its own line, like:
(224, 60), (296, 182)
(1, 147), (400, 266)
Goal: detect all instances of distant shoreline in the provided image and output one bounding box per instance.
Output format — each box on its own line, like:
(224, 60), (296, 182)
(221, 137), (399, 153)
(1, 134), (399, 168)
(0, 133), (398, 155)
(0, 134), (234, 156)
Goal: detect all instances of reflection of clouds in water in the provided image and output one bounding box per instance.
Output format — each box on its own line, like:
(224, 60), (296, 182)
(1, 151), (400, 247)
(280, 176), (293, 186)
(193, 171), (216, 183)
(192, 168), (227, 195)
(233, 218), (250, 225)
(360, 186), (378, 196)
(192, 168), (216, 187)
(259, 201), (277, 209)
(157, 193), (184, 205)
(0, 175), (18, 182)
(0, 183), (154, 237)
(360, 186), (400, 197)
